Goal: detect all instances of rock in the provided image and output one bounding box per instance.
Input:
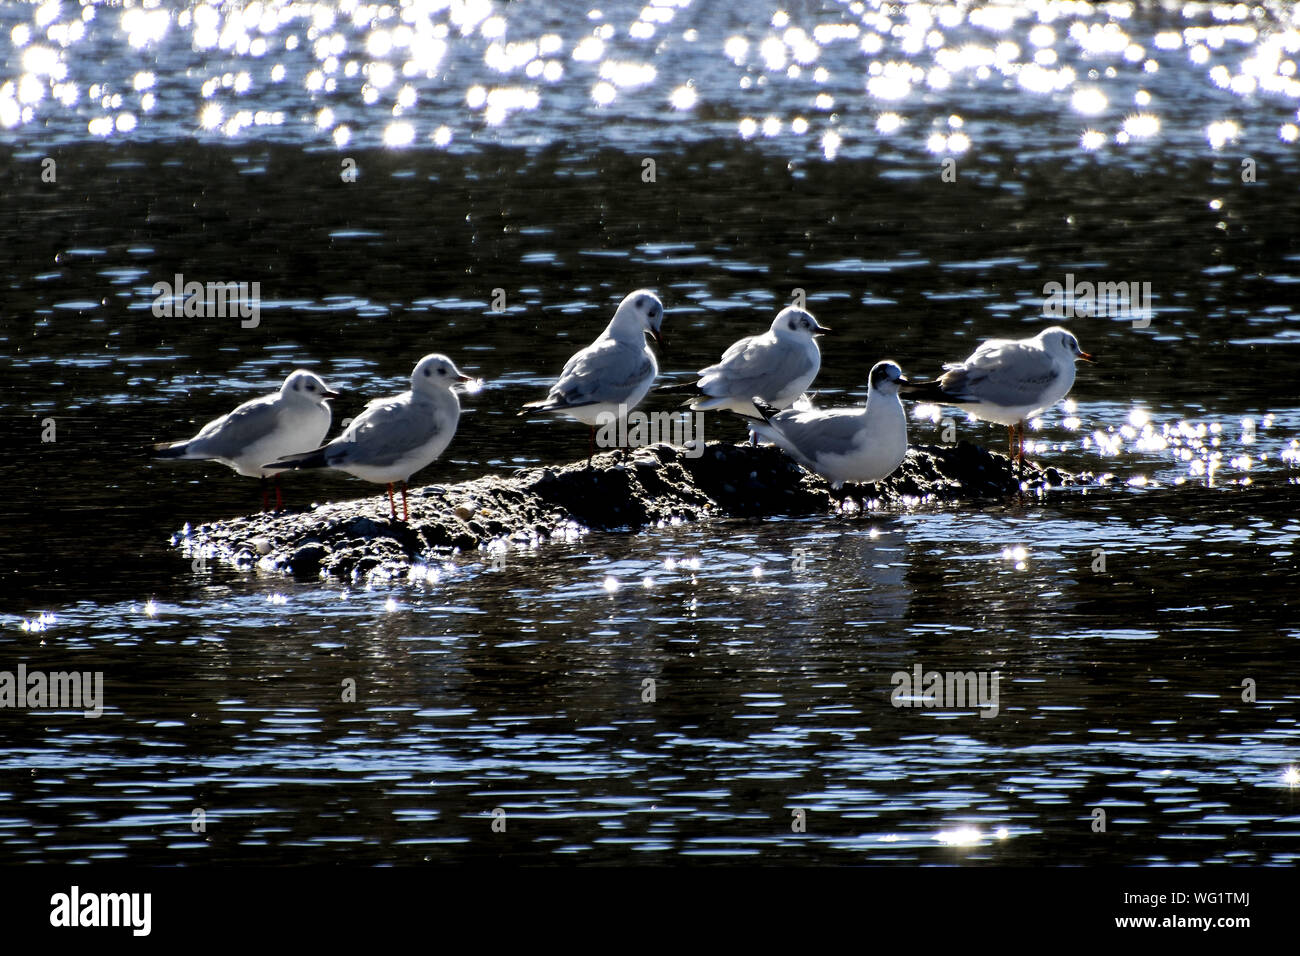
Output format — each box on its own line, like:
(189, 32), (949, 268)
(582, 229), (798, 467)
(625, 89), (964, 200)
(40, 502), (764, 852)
(288, 543), (327, 577)
(172, 441), (1087, 582)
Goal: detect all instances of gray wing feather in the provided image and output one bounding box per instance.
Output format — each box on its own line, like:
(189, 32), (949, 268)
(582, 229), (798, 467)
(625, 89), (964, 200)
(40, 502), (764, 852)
(186, 394), (281, 457)
(544, 338), (653, 408)
(764, 408), (865, 460)
(940, 340), (1060, 407)
(327, 395), (447, 468)
(699, 336), (812, 398)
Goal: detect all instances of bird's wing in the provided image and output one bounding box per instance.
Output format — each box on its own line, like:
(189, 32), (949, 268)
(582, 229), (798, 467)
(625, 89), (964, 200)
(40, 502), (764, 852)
(186, 393), (281, 456)
(537, 338), (653, 409)
(703, 332), (762, 372)
(765, 407), (866, 459)
(698, 334), (812, 398)
(328, 394), (448, 468)
(939, 339), (1060, 407)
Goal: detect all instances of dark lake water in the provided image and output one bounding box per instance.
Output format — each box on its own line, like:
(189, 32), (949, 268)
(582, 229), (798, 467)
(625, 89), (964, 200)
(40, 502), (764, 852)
(1, 0), (1298, 866)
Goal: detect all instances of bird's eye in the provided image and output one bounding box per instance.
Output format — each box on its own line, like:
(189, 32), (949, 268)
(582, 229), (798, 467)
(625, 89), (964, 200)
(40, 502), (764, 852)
(439, 368), (447, 375)
(423, 368), (431, 377)
(293, 382), (300, 390)
(788, 319), (797, 330)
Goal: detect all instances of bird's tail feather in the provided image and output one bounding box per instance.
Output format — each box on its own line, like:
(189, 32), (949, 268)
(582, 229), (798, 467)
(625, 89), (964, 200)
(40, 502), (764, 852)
(901, 379), (963, 404)
(264, 447), (330, 471)
(751, 397), (781, 423)
(152, 440), (193, 460)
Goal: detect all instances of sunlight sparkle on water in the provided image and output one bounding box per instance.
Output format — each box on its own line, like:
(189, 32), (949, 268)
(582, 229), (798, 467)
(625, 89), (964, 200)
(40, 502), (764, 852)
(669, 84), (697, 110)
(936, 826), (981, 847)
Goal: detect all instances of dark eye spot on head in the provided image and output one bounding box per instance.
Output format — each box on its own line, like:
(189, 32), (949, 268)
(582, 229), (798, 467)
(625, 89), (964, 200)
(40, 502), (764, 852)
(423, 367), (431, 377)
(293, 382), (300, 390)
(439, 367), (447, 375)
(788, 319), (797, 330)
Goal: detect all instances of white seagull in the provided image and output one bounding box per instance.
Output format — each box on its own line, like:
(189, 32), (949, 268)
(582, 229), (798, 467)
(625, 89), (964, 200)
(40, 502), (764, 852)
(741, 360), (922, 490)
(521, 289), (664, 462)
(666, 306), (832, 420)
(152, 369), (338, 511)
(908, 326), (1095, 461)
(267, 353), (472, 522)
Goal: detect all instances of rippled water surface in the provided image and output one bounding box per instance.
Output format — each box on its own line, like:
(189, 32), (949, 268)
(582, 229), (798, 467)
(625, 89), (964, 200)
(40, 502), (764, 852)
(1, 0), (1298, 865)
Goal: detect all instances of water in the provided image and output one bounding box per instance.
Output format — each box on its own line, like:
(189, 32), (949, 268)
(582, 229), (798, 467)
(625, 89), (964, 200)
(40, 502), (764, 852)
(1, 0), (1298, 865)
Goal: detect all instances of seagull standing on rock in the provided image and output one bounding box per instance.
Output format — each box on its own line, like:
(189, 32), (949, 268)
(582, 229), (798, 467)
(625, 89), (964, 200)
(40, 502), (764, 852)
(664, 306), (832, 423)
(905, 326), (1095, 464)
(521, 289), (665, 464)
(152, 369), (339, 511)
(266, 353), (473, 522)
(739, 360), (925, 490)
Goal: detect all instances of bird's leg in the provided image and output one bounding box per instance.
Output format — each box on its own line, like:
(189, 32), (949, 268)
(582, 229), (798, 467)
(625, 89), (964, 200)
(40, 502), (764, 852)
(1016, 421), (1025, 486)
(387, 482), (397, 521)
(274, 473), (283, 512)
(587, 425), (595, 468)
(401, 481), (409, 523)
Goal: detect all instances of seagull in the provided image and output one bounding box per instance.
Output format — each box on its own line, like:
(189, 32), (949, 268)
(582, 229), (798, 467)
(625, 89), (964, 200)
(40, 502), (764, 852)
(906, 326), (1095, 463)
(152, 369), (338, 511)
(739, 360), (922, 490)
(266, 354), (472, 522)
(662, 306), (832, 423)
(521, 289), (664, 464)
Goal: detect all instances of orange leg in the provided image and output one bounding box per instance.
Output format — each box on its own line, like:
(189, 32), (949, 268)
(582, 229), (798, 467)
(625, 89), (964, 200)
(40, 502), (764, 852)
(386, 482), (397, 520)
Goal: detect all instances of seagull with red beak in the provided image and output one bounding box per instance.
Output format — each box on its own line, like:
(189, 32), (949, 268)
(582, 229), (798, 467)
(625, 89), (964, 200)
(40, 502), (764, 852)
(905, 326), (1096, 465)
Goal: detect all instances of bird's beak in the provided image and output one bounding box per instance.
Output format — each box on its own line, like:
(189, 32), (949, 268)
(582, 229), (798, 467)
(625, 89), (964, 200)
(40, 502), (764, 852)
(457, 374), (474, 383)
(322, 390), (341, 399)
(1078, 351), (1096, 364)
(649, 329), (664, 348)
(814, 325), (833, 336)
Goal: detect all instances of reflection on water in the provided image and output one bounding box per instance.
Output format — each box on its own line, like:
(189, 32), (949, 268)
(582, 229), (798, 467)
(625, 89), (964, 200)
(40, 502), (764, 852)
(2, 489), (1298, 864)
(4, 0), (1300, 164)
(1, 1), (1299, 865)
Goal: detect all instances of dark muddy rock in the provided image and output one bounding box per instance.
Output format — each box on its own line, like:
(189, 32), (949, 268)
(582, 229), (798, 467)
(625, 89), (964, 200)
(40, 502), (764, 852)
(171, 440), (1085, 581)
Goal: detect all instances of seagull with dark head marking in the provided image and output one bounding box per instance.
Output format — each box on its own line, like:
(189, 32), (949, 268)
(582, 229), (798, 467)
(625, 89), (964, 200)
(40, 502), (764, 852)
(739, 360), (924, 490)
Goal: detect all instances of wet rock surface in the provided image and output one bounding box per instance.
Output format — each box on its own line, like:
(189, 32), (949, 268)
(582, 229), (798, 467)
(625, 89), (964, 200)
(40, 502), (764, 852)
(172, 440), (1085, 581)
